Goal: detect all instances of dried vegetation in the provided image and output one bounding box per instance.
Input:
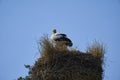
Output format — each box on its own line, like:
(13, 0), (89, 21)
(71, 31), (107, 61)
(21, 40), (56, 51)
(31, 36), (105, 80)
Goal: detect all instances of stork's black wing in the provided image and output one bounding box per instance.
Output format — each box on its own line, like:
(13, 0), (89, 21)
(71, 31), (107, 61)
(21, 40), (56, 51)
(54, 37), (73, 47)
(57, 34), (67, 37)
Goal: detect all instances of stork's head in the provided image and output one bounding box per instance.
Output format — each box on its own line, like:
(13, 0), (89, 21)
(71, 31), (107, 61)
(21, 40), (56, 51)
(52, 29), (57, 33)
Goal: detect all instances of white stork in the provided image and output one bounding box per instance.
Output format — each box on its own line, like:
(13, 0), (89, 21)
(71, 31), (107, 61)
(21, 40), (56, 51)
(50, 29), (73, 47)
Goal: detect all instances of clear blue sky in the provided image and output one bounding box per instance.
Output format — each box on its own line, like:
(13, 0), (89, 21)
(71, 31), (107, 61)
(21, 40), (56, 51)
(0, 0), (120, 80)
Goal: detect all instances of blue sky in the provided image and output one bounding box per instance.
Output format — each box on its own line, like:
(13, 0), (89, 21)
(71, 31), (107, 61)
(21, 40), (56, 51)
(0, 0), (120, 80)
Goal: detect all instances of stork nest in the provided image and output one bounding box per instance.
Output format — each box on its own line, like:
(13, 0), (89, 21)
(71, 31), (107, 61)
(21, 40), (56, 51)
(31, 36), (105, 80)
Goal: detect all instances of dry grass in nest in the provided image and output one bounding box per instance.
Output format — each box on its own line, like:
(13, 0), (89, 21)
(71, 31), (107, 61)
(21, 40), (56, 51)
(31, 36), (105, 80)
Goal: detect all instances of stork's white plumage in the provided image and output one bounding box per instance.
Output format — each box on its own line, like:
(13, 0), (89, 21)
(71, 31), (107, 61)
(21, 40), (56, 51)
(51, 29), (73, 47)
